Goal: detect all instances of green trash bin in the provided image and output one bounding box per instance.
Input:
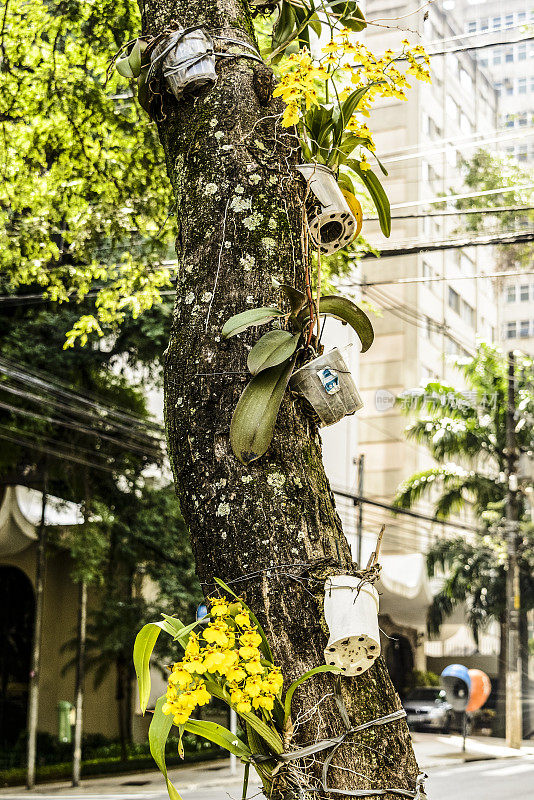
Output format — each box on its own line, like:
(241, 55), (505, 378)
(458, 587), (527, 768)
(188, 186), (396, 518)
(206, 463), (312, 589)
(57, 700), (75, 743)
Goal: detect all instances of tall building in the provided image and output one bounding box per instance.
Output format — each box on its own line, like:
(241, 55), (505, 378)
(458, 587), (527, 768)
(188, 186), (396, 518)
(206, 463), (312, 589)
(322, 0), (501, 688)
(453, 0), (534, 355)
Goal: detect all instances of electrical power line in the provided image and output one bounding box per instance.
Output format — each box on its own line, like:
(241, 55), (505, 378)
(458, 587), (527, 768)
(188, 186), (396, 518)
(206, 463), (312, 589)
(388, 183), (534, 211)
(368, 206), (534, 221)
(358, 269), (534, 287)
(363, 229), (534, 258)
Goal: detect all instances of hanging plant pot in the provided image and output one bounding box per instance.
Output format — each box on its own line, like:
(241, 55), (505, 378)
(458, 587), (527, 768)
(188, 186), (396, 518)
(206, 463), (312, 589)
(296, 164), (358, 255)
(151, 28), (217, 101)
(323, 576), (381, 676)
(289, 347), (362, 427)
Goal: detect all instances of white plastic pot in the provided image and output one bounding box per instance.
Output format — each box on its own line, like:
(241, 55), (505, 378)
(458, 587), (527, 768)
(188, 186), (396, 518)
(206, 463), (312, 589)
(296, 163), (357, 255)
(152, 29), (217, 101)
(289, 348), (363, 427)
(323, 576), (380, 676)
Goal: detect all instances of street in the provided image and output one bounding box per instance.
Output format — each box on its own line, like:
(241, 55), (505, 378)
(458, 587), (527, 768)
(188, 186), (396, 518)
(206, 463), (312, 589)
(3, 758), (534, 800)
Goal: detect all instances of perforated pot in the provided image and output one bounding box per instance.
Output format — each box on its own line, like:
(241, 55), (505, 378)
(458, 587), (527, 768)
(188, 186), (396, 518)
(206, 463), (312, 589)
(152, 29), (217, 101)
(323, 576), (380, 677)
(296, 163), (357, 255)
(289, 348), (363, 427)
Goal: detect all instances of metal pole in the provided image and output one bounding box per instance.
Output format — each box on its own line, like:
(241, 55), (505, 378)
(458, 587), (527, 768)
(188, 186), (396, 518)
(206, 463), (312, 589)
(26, 473), (48, 790)
(356, 454), (364, 567)
(229, 708), (237, 776)
(505, 350), (522, 749)
(72, 580), (87, 786)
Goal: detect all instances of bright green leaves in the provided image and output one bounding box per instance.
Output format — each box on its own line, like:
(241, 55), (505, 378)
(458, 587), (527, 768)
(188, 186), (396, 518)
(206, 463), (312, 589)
(283, 665), (341, 724)
(133, 623), (163, 714)
(230, 357), (296, 465)
(221, 308), (286, 338)
(345, 159), (391, 238)
(184, 719), (253, 759)
(297, 295), (374, 352)
(247, 330), (300, 375)
(149, 697), (182, 800)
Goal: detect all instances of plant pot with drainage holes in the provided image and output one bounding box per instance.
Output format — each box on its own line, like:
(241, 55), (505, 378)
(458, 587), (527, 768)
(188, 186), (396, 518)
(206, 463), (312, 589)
(296, 164), (358, 255)
(289, 347), (362, 427)
(323, 576), (380, 677)
(151, 28), (217, 101)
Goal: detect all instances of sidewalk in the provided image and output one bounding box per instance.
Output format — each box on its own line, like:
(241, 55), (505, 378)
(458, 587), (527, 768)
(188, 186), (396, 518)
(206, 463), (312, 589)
(2, 733), (533, 796)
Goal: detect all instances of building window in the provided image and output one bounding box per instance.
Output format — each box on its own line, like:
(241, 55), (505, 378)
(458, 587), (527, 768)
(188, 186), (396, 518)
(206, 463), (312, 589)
(505, 49), (514, 63)
(505, 81), (514, 96)
(520, 320), (530, 338)
(468, 20), (477, 33)
(493, 49), (502, 65)
(481, 18), (489, 31)
(520, 284), (529, 301)
(505, 113), (515, 128)
(507, 285), (516, 303)
(518, 11), (526, 23)
(518, 44), (527, 62)
(518, 112), (528, 127)
(495, 81), (502, 96)
(448, 286), (460, 314)
(518, 145), (528, 162)
(507, 321), (517, 338)
(461, 299), (476, 328)
(423, 261), (433, 286)
(518, 77), (527, 94)
(505, 13), (513, 28)
(493, 16), (501, 29)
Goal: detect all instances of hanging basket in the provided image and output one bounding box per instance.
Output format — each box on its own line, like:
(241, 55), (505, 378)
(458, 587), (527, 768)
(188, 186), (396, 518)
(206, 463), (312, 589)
(323, 576), (381, 676)
(289, 348), (363, 427)
(151, 28), (217, 101)
(296, 164), (358, 255)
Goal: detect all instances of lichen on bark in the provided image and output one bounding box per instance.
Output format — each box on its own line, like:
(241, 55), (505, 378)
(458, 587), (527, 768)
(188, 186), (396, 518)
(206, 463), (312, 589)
(138, 0), (421, 796)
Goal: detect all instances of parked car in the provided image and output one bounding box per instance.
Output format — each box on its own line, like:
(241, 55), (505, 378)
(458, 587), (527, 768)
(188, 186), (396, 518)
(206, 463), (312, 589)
(402, 687), (453, 733)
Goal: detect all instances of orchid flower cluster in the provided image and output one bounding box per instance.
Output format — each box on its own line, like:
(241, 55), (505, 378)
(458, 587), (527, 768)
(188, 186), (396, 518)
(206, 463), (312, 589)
(273, 28), (431, 167)
(162, 596), (284, 726)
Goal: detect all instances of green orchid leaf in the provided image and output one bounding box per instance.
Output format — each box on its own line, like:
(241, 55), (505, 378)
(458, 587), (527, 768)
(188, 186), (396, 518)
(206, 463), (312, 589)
(272, 1), (297, 51)
(279, 283), (306, 314)
(149, 697), (182, 800)
(297, 295), (374, 352)
(247, 330), (300, 376)
(129, 40), (142, 78)
(137, 68), (151, 114)
(283, 665), (341, 724)
(230, 358), (296, 464)
(327, 0), (367, 31)
(222, 307), (285, 338)
(213, 577), (274, 662)
(334, 85), (373, 144)
(161, 614), (202, 647)
(116, 56), (135, 78)
(337, 172), (355, 194)
(239, 709), (284, 754)
(184, 719), (252, 759)
(134, 619), (183, 714)
(346, 159), (391, 237)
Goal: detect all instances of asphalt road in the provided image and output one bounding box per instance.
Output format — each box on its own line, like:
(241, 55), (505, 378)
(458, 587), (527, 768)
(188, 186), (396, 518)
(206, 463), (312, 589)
(4, 758), (534, 800)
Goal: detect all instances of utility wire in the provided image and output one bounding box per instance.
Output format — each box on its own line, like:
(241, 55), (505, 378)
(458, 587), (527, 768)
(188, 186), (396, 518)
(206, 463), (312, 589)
(388, 183), (534, 211)
(357, 269), (534, 287)
(368, 206), (534, 221)
(363, 229), (534, 258)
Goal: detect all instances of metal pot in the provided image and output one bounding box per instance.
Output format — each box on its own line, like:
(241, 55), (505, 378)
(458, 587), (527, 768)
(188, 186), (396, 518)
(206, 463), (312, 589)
(151, 28), (217, 101)
(289, 348), (363, 426)
(296, 163), (358, 255)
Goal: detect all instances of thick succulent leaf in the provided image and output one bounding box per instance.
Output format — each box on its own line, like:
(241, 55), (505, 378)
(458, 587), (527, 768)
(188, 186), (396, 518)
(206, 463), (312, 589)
(327, 0), (367, 31)
(272, 1), (297, 51)
(247, 330), (300, 375)
(297, 295), (374, 352)
(347, 158), (391, 237)
(129, 40), (142, 77)
(137, 68), (151, 114)
(222, 307), (284, 338)
(337, 172), (355, 194)
(149, 697), (182, 800)
(279, 284), (305, 314)
(184, 719), (252, 759)
(230, 358), (295, 464)
(284, 665), (341, 723)
(116, 56), (135, 78)
(340, 189), (363, 237)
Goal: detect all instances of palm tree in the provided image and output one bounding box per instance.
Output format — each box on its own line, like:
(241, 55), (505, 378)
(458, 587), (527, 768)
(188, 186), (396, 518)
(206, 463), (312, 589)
(394, 344), (534, 734)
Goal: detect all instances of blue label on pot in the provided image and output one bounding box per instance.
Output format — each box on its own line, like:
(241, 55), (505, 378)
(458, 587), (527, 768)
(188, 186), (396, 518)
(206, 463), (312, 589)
(317, 368), (340, 395)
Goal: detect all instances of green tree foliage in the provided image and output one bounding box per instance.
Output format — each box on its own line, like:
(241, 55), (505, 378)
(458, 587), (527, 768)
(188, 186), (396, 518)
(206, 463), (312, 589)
(0, 0), (174, 343)
(394, 344), (534, 638)
(455, 149), (534, 270)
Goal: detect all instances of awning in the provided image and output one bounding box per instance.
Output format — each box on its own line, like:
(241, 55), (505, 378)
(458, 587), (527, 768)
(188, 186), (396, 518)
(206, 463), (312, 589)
(377, 553), (434, 629)
(0, 486), (82, 557)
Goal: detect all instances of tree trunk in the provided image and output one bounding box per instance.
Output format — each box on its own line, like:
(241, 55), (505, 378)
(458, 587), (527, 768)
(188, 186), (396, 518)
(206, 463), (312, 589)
(495, 615), (507, 738)
(72, 579), (87, 786)
(26, 473), (48, 790)
(140, 0), (420, 795)
(519, 609), (531, 738)
(117, 656), (130, 763)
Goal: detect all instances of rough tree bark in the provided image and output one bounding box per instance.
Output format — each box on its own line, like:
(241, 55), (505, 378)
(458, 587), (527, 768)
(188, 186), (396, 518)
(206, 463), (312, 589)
(139, 0), (421, 795)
